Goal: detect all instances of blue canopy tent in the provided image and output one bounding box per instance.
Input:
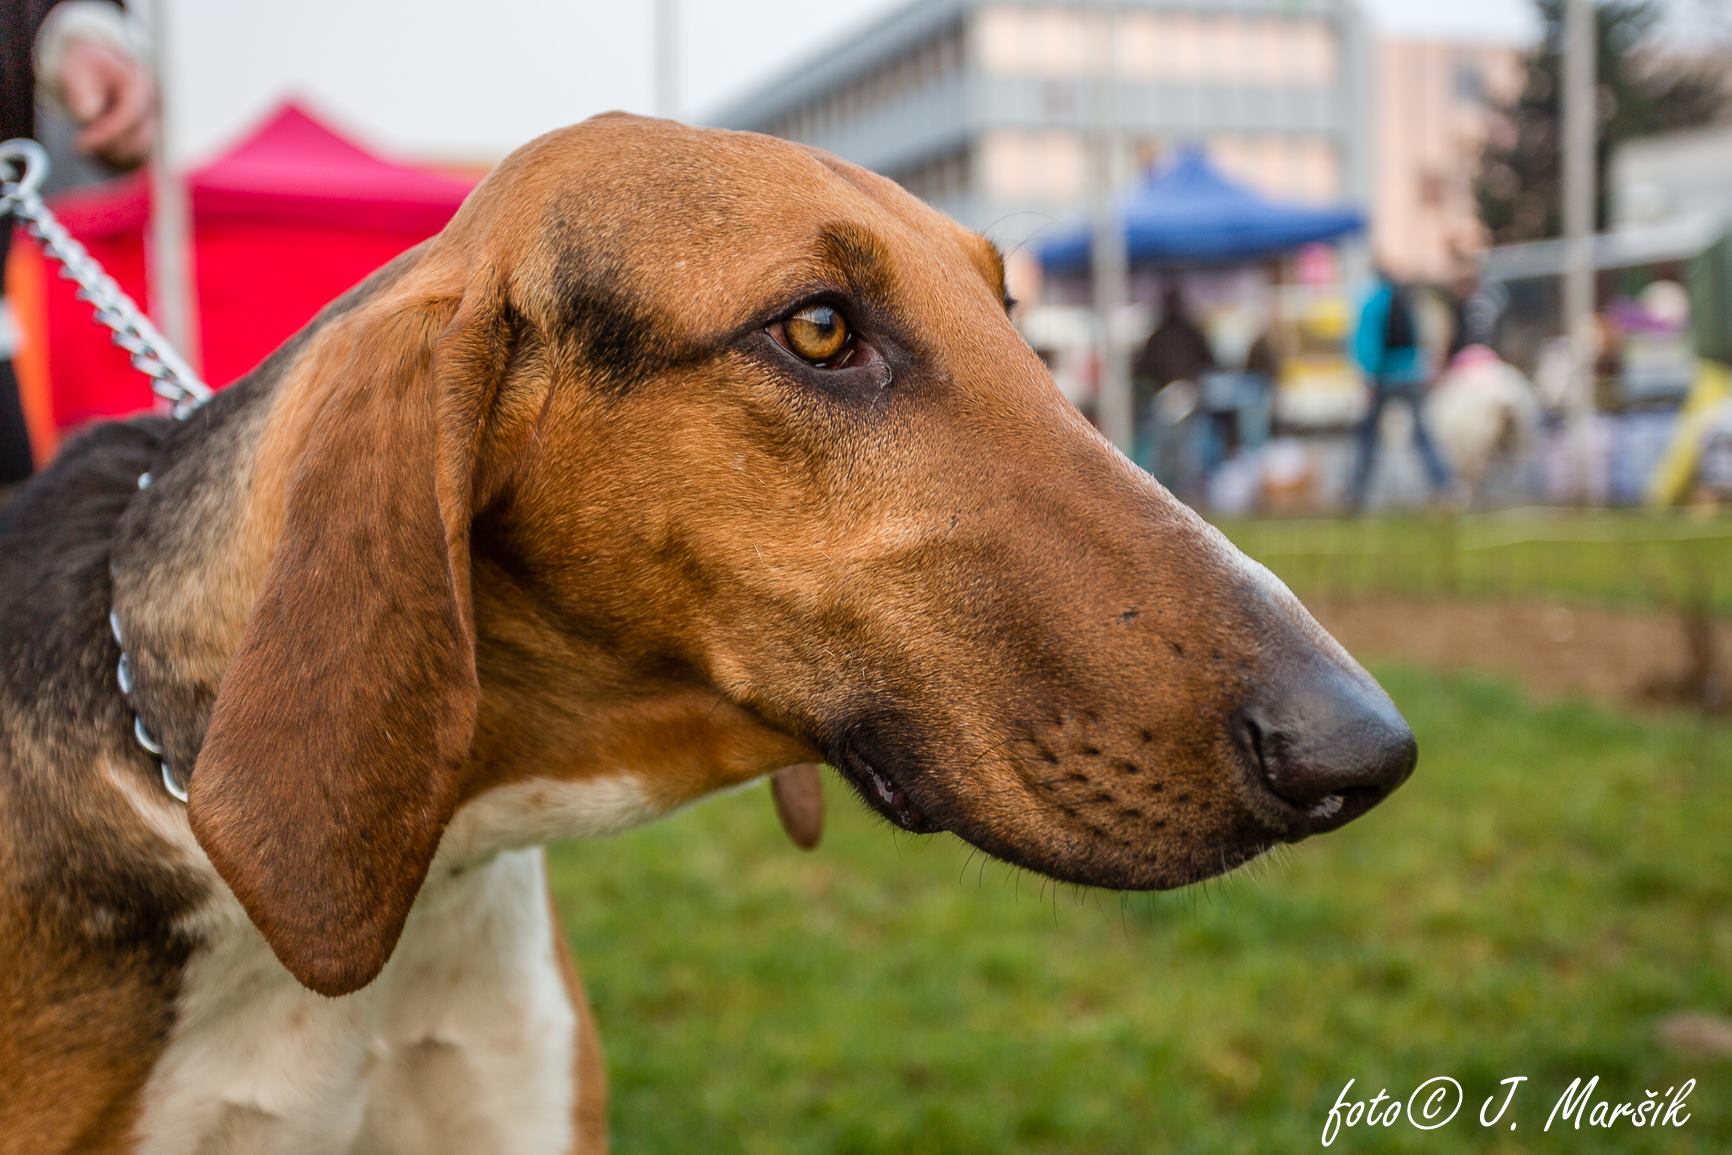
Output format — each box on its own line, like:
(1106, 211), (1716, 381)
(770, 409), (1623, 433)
(1038, 147), (1365, 272)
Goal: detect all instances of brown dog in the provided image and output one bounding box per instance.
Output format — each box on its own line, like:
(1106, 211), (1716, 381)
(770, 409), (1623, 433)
(0, 114), (1413, 1153)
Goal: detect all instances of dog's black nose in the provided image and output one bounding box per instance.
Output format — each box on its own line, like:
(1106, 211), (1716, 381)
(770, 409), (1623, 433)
(1242, 663), (1416, 832)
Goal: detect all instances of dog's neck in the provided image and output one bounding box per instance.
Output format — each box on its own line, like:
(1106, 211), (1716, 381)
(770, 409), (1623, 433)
(106, 348), (301, 785)
(104, 265), (810, 858)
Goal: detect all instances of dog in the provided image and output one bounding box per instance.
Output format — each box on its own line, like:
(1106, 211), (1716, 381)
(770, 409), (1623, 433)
(1428, 345), (1540, 507)
(0, 113), (1415, 1153)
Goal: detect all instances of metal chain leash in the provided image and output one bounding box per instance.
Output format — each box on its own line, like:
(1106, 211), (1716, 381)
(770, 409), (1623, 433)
(1, 138), (203, 802)
(0, 138), (209, 418)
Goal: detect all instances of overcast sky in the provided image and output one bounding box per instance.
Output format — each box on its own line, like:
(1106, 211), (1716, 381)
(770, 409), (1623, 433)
(162, 0), (1544, 165)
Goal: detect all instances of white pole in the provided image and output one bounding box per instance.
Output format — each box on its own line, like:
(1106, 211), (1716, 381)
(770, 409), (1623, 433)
(1340, 0), (1374, 289)
(140, 0), (198, 371)
(1089, 2), (1133, 453)
(653, 0), (678, 119)
(1562, 0), (1597, 498)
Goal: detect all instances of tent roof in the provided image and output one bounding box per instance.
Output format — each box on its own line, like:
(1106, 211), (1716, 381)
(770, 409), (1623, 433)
(189, 102), (475, 230)
(1038, 147), (1364, 272)
(45, 100), (476, 237)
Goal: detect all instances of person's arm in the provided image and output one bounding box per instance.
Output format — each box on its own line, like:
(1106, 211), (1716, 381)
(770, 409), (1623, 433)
(35, 1), (156, 168)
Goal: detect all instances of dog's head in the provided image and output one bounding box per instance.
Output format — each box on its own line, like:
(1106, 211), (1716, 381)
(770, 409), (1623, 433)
(192, 114), (1414, 995)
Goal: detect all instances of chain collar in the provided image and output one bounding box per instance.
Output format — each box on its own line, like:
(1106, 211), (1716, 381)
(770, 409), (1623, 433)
(2, 139), (210, 804)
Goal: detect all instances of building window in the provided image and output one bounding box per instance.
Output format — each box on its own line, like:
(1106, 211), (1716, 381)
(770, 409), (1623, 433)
(1249, 17), (1287, 85)
(1291, 19), (1337, 86)
(1166, 13), (1206, 80)
(757, 16), (966, 148)
(1298, 138), (1340, 201)
(1115, 11), (1161, 78)
(981, 130), (1030, 200)
(1036, 131), (1087, 201)
(937, 21), (963, 78)
(975, 6), (1024, 72)
(977, 129), (1089, 204)
(1034, 8), (1090, 76)
(887, 146), (973, 209)
(1206, 15), (1255, 84)
(1210, 135), (1248, 186)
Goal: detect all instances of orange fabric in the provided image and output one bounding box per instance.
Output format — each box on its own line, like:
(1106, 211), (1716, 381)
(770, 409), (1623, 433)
(6, 237), (58, 463)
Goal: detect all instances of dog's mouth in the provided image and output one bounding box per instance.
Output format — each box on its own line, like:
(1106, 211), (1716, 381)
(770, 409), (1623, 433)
(831, 748), (941, 833)
(823, 731), (1290, 891)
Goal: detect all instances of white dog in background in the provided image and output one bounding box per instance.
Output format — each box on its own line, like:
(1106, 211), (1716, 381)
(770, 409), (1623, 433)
(1427, 346), (1541, 506)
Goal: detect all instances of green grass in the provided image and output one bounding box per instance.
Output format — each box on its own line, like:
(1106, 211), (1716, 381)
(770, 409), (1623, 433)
(1214, 512), (1732, 615)
(549, 668), (1732, 1154)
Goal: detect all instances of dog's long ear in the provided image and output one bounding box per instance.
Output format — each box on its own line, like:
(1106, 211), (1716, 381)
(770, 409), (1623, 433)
(191, 275), (507, 997)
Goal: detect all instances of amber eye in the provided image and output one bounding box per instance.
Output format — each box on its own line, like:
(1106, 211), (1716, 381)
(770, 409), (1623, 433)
(778, 304), (852, 366)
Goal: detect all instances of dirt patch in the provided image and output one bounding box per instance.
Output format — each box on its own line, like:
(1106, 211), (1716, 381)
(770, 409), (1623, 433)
(1310, 597), (1732, 714)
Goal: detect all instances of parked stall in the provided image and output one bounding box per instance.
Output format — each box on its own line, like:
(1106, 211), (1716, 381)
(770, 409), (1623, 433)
(9, 101), (475, 445)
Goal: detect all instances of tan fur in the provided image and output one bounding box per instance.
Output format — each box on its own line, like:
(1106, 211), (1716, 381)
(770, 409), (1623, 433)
(0, 890), (165, 1153)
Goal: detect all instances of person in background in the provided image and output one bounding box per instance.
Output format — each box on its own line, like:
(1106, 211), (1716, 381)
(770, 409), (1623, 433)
(1, 0), (156, 483)
(1135, 284), (1214, 396)
(1132, 285), (1216, 481)
(1348, 264), (1451, 511)
(1240, 318), (1282, 452)
(1447, 264), (1500, 360)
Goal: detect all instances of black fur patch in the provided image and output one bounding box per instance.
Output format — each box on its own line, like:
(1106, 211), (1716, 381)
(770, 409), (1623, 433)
(0, 418), (206, 946)
(550, 244), (685, 397)
(814, 222), (899, 306)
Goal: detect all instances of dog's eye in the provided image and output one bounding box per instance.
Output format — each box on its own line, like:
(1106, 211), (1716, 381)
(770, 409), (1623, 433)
(773, 304), (853, 367)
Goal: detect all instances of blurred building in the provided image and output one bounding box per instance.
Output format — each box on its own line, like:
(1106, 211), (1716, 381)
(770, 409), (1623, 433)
(1611, 124), (1732, 230)
(709, 0), (1374, 245)
(1372, 38), (1524, 283)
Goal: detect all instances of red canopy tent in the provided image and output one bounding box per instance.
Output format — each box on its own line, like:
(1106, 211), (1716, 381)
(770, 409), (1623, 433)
(13, 101), (476, 443)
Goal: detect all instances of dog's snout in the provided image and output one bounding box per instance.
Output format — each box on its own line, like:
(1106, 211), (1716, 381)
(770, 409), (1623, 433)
(1241, 663), (1416, 833)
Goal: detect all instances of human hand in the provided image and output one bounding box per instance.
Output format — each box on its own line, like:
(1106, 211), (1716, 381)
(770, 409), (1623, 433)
(58, 36), (157, 168)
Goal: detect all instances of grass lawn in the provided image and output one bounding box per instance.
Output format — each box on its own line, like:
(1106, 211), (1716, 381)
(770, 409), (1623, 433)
(1214, 512), (1732, 615)
(548, 667), (1732, 1154)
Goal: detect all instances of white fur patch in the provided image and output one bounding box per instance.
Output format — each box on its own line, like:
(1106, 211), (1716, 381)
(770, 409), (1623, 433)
(103, 760), (204, 872)
(438, 774), (666, 868)
(111, 764), (662, 1152)
(130, 850), (578, 1155)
